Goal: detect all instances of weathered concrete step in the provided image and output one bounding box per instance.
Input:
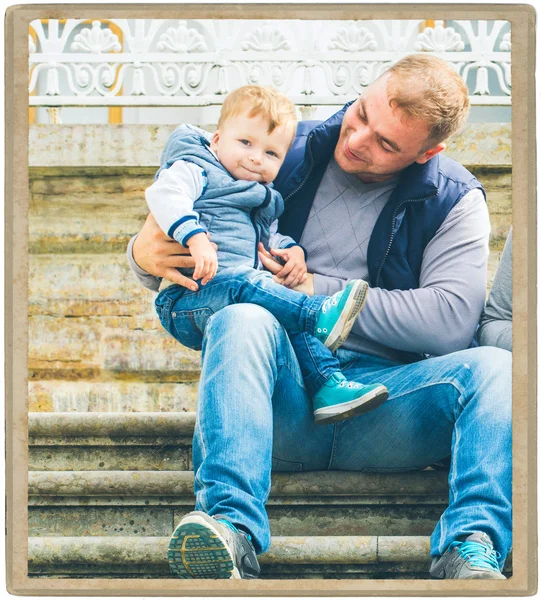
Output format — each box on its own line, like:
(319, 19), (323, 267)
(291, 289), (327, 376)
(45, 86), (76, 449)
(29, 248), (506, 319)
(28, 470), (449, 500)
(28, 535), (433, 578)
(29, 317), (201, 381)
(29, 123), (511, 169)
(27, 535), (512, 578)
(27, 412), (449, 481)
(29, 254), (154, 317)
(28, 503), (445, 538)
(29, 381), (198, 413)
(29, 412), (197, 439)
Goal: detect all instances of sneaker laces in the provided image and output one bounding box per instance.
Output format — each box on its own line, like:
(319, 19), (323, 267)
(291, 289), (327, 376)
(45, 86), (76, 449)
(321, 297), (338, 314)
(216, 518), (252, 542)
(450, 540), (501, 572)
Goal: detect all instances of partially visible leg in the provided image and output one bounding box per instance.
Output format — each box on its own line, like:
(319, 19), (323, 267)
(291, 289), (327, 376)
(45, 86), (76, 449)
(329, 347), (512, 567)
(191, 303), (335, 554)
(289, 332), (389, 423)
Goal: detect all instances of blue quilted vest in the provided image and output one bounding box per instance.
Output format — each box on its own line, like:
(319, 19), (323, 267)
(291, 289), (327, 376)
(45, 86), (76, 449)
(157, 125), (284, 271)
(275, 103), (486, 292)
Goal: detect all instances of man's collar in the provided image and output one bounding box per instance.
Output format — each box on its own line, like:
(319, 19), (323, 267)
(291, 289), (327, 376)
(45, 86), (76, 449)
(397, 155), (440, 199)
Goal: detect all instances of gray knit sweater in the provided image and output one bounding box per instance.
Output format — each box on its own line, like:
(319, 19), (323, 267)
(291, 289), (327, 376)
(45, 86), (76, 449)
(479, 228), (512, 351)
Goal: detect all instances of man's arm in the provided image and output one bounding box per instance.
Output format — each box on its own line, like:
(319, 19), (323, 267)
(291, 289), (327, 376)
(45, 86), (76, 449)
(478, 228), (512, 351)
(128, 213), (214, 293)
(313, 189), (490, 356)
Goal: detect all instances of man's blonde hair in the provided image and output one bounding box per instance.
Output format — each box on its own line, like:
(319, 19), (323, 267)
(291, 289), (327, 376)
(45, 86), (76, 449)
(385, 54), (470, 147)
(218, 85), (297, 136)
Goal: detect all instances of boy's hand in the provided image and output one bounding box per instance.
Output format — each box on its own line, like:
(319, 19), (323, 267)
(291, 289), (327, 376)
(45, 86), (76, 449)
(187, 232), (218, 285)
(132, 214), (217, 291)
(259, 244), (307, 288)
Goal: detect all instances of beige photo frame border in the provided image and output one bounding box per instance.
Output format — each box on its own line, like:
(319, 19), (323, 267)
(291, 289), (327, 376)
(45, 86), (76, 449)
(5, 3), (537, 596)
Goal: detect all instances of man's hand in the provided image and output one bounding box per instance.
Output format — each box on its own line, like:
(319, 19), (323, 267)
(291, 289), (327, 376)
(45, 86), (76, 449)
(132, 214), (217, 292)
(187, 232), (218, 285)
(266, 245), (308, 288)
(258, 243), (314, 295)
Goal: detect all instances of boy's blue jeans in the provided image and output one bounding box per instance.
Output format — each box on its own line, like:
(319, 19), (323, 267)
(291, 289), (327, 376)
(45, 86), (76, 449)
(189, 304), (512, 567)
(155, 265), (345, 396)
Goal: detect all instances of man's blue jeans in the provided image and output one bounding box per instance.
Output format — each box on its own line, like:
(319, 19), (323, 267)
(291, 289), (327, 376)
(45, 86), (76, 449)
(155, 265), (345, 396)
(191, 304), (512, 567)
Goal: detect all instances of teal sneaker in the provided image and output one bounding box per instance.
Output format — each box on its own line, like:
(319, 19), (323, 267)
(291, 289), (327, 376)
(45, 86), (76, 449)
(313, 373), (389, 425)
(167, 511), (260, 579)
(314, 280), (369, 352)
(429, 532), (506, 579)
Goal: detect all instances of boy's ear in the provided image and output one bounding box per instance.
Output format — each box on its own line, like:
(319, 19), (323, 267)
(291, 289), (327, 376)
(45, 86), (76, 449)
(210, 130), (220, 150)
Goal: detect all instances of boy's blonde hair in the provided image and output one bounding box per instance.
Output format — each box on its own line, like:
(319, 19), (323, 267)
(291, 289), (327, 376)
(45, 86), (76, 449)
(218, 85), (297, 136)
(385, 54), (470, 147)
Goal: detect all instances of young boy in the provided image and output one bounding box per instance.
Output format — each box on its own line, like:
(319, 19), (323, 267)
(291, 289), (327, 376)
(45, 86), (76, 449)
(146, 85), (389, 426)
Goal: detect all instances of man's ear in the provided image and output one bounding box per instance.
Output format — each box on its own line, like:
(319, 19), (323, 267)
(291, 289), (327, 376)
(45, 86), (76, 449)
(415, 142), (446, 165)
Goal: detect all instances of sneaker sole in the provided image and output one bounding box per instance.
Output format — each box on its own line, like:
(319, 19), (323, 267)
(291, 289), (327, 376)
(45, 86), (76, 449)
(167, 513), (241, 579)
(314, 386), (389, 425)
(325, 281), (368, 352)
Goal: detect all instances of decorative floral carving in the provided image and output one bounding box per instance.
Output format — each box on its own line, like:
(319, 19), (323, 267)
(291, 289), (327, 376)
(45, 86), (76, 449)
(132, 66), (147, 95)
(157, 20), (207, 53)
(415, 20), (465, 52)
(248, 64), (264, 83)
(71, 21), (121, 54)
(328, 22), (377, 52)
(28, 18), (511, 116)
(241, 25), (291, 51)
(473, 66), (490, 95)
(46, 67), (61, 95)
(500, 32), (511, 51)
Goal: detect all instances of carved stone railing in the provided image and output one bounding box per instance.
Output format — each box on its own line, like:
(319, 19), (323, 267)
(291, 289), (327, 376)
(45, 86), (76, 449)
(29, 19), (511, 120)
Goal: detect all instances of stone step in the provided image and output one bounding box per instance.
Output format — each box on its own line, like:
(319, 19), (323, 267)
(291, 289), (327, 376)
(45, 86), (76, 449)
(29, 168), (510, 254)
(29, 254), (154, 317)
(28, 469), (449, 500)
(29, 249), (505, 323)
(28, 317), (201, 381)
(28, 535), (434, 578)
(28, 468), (448, 538)
(29, 170), (152, 254)
(29, 381), (198, 413)
(27, 535), (511, 579)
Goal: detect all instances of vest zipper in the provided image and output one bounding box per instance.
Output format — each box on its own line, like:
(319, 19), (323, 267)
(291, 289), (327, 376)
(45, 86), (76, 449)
(251, 187), (273, 268)
(374, 193), (437, 288)
(283, 132), (315, 204)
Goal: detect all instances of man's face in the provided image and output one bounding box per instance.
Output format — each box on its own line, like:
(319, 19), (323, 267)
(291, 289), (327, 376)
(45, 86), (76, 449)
(210, 111), (295, 184)
(334, 74), (444, 183)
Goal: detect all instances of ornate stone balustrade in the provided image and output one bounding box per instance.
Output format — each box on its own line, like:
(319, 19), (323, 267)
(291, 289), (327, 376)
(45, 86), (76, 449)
(29, 18), (511, 116)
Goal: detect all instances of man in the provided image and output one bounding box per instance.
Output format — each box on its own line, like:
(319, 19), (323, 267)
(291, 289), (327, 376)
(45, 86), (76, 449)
(128, 54), (511, 580)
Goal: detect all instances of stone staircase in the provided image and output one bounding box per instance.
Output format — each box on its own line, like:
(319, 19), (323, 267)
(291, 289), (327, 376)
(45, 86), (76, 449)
(28, 124), (512, 579)
(28, 412), (449, 578)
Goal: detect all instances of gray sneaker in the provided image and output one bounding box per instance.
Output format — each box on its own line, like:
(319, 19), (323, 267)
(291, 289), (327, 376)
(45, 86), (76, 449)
(429, 532), (506, 579)
(167, 511), (260, 579)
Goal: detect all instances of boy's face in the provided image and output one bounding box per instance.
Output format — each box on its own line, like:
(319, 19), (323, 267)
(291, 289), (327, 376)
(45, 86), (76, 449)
(210, 111), (295, 184)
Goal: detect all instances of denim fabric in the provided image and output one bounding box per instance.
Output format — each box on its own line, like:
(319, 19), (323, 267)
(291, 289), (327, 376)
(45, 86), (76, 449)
(155, 265), (341, 395)
(192, 304), (511, 567)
